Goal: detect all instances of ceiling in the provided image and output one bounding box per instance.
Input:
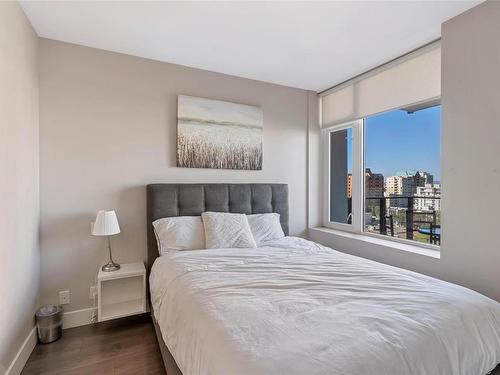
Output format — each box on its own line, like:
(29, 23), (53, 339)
(21, 1), (481, 92)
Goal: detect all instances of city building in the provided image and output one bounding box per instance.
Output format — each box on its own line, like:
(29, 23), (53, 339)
(348, 169), (384, 201)
(386, 170), (435, 208)
(415, 184), (441, 211)
(386, 175), (402, 195)
(386, 174), (413, 208)
(415, 171), (434, 187)
(365, 168), (384, 198)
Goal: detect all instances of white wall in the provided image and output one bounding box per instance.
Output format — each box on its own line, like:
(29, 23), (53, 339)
(307, 91), (322, 230)
(440, 0), (500, 301)
(310, 0), (500, 302)
(39, 39), (313, 312)
(0, 2), (40, 372)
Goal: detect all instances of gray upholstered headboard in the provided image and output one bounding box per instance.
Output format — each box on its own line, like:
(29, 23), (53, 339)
(146, 183), (289, 271)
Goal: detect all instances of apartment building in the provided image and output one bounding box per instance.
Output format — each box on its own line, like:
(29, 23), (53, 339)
(415, 184), (441, 211)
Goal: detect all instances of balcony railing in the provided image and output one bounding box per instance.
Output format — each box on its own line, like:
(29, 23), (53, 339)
(365, 196), (441, 245)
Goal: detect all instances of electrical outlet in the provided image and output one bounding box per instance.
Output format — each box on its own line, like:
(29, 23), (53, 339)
(59, 290), (70, 305)
(89, 286), (97, 299)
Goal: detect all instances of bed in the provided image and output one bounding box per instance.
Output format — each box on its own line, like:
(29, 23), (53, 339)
(147, 183), (500, 375)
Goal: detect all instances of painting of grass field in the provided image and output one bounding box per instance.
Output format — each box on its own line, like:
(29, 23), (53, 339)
(177, 95), (263, 170)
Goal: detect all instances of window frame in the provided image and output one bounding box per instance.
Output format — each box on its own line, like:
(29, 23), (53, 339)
(323, 120), (364, 233)
(322, 103), (441, 251)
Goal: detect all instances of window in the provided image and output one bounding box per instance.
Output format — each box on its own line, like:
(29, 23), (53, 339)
(328, 127), (353, 224)
(324, 121), (362, 232)
(325, 104), (441, 248)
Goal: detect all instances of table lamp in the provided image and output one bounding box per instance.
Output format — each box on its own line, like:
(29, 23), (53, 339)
(92, 210), (121, 272)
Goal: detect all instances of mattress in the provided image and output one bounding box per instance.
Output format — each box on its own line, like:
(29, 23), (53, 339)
(150, 237), (500, 375)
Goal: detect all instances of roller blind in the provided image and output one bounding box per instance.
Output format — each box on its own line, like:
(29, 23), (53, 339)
(320, 41), (441, 128)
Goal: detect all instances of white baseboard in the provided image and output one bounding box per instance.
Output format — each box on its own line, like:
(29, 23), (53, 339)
(6, 327), (37, 375)
(4, 308), (96, 375)
(63, 307), (97, 329)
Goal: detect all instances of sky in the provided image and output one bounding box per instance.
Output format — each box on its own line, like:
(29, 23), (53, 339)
(178, 95), (263, 127)
(364, 105), (441, 180)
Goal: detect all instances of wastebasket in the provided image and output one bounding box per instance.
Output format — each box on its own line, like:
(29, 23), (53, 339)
(35, 305), (63, 344)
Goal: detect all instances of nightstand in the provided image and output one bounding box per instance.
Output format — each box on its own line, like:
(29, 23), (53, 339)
(97, 262), (147, 322)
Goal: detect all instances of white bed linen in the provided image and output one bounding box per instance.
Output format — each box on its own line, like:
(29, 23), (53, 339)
(150, 237), (500, 375)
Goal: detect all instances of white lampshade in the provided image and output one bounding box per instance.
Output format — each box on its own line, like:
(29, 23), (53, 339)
(92, 210), (120, 236)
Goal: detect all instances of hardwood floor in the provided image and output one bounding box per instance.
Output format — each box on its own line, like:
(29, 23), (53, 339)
(21, 314), (166, 375)
(21, 313), (500, 375)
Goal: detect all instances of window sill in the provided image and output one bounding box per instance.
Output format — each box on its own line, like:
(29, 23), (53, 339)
(309, 227), (441, 259)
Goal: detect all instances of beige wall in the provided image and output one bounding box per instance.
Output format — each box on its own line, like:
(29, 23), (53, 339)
(310, 1), (500, 302)
(440, 0), (500, 300)
(39, 39), (312, 311)
(0, 2), (40, 372)
(307, 91), (322, 230)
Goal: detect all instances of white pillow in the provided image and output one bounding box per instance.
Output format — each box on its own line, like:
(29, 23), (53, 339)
(201, 212), (257, 249)
(247, 213), (285, 245)
(152, 216), (205, 255)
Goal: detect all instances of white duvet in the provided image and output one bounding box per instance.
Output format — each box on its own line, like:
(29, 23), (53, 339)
(150, 237), (500, 375)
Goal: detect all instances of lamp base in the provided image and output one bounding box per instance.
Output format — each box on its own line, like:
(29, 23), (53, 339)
(101, 261), (120, 272)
